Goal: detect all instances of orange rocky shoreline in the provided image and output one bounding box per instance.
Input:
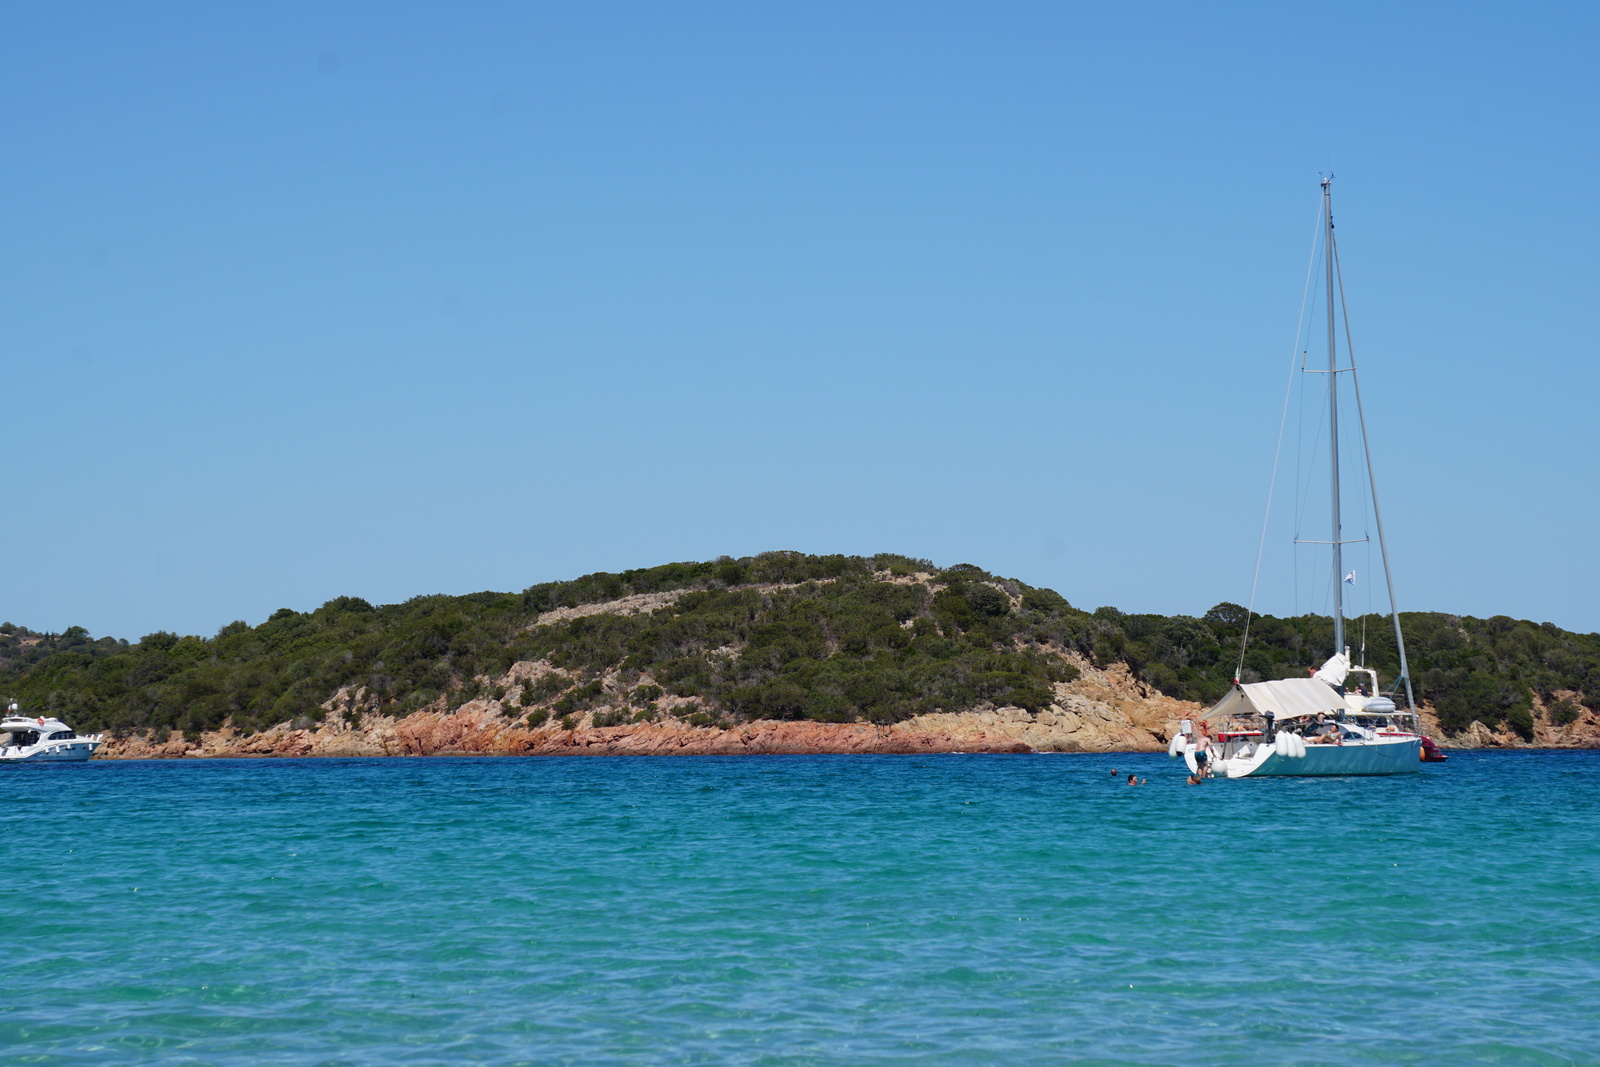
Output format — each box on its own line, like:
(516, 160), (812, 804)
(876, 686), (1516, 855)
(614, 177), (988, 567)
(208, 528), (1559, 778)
(96, 656), (1598, 761)
(100, 657), (1193, 759)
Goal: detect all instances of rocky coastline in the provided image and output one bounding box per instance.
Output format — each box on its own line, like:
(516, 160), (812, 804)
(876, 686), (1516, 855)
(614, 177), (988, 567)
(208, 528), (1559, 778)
(99, 656), (1189, 759)
(95, 654), (1600, 760)
(12, 552), (1595, 761)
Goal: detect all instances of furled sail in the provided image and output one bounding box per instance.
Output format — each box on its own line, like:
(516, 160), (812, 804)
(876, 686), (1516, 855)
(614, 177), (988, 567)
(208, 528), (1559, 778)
(1312, 652), (1351, 688)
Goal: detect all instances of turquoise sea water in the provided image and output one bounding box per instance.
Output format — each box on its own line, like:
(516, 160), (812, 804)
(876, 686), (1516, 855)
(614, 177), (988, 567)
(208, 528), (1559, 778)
(3, 751), (1598, 1065)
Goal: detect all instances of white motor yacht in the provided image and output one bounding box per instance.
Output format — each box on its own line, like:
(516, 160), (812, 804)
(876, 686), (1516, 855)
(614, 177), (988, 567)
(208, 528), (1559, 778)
(0, 710), (104, 762)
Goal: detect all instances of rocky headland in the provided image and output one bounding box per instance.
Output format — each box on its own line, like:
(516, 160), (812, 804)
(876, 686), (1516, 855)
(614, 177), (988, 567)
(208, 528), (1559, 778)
(96, 655), (1600, 760)
(11, 552), (1596, 759)
(100, 654), (1188, 759)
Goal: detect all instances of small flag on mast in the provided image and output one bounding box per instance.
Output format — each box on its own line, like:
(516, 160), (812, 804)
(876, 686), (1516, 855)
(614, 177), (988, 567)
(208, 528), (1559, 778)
(1344, 570), (1357, 585)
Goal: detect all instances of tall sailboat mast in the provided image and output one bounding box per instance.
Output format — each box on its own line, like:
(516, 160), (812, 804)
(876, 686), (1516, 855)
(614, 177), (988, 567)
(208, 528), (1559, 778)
(1329, 194), (1417, 713)
(1240, 178), (1417, 720)
(1324, 176), (1345, 657)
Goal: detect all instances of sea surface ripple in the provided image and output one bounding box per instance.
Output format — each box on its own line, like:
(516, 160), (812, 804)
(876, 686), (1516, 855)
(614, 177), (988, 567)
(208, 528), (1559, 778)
(2, 751), (1598, 1065)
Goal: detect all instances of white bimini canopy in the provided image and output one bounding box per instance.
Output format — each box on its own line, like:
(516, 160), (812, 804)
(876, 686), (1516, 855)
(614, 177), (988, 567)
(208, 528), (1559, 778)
(1207, 678), (1349, 722)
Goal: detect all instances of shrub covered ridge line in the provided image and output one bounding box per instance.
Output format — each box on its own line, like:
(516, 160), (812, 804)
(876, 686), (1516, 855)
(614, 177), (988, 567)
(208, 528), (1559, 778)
(2, 551), (1597, 744)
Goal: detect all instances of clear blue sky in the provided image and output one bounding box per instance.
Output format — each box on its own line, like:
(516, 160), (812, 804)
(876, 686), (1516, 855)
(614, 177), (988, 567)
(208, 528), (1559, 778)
(3, 1), (1596, 640)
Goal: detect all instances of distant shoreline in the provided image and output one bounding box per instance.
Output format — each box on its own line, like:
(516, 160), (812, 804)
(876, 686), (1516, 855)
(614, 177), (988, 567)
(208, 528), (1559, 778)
(91, 709), (1590, 761)
(94, 711), (1123, 760)
(10, 554), (1596, 758)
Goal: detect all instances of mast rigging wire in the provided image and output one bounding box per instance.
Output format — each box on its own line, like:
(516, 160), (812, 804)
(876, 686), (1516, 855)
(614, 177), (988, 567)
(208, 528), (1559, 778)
(1235, 201), (1325, 684)
(1332, 232), (1417, 711)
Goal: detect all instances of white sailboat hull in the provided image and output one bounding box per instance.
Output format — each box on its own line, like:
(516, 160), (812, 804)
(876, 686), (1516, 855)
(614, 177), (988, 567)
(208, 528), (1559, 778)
(1185, 736), (1420, 778)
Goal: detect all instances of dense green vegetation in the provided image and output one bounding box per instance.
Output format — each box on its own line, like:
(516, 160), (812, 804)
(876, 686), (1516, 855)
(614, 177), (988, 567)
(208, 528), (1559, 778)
(1158, 605), (1600, 739)
(2, 551), (1596, 740)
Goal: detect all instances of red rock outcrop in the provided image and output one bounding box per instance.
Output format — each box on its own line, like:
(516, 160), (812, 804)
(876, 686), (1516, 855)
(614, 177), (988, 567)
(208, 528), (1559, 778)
(95, 650), (1195, 760)
(98, 649), (1588, 760)
(1436, 690), (1600, 749)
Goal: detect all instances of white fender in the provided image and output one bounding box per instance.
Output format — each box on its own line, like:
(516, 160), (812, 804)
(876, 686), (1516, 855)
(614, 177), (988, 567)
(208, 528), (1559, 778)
(1168, 733), (1183, 758)
(1292, 733), (1307, 759)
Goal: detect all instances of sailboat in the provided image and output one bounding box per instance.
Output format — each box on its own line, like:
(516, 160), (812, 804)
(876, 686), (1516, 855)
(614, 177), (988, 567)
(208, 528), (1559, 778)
(1177, 178), (1424, 778)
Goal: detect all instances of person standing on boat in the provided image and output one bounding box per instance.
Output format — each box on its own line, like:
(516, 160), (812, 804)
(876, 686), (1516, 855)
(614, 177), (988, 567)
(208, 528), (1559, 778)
(1194, 721), (1213, 778)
